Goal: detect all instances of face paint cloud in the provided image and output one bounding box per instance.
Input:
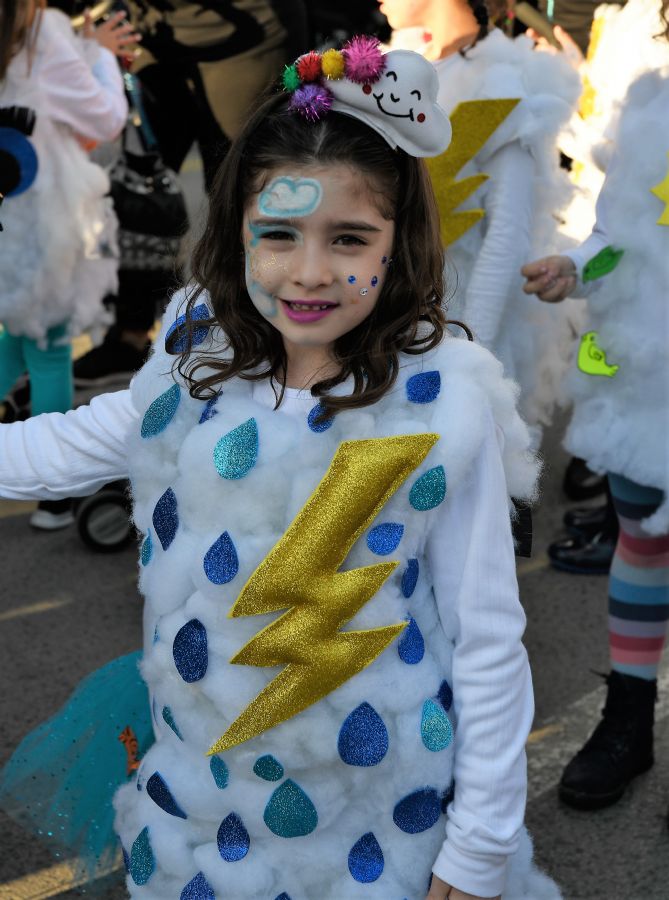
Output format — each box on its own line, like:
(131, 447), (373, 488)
(258, 177), (323, 218)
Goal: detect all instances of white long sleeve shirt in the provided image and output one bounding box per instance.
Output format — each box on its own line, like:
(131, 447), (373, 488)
(0, 386), (532, 897)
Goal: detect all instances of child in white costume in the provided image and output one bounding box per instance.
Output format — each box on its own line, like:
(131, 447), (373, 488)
(0, 0), (128, 407)
(0, 42), (559, 900)
(384, 0), (580, 434)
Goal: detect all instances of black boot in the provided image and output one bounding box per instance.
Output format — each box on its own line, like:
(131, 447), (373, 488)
(559, 671), (656, 810)
(548, 529), (617, 575)
(563, 457), (607, 501)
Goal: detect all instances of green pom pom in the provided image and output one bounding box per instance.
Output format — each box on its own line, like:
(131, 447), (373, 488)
(283, 64), (301, 93)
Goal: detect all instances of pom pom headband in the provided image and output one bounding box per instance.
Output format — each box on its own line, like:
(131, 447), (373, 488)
(282, 36), (452, 158)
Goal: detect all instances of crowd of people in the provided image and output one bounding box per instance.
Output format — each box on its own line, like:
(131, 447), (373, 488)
(0, 0), (667, 897)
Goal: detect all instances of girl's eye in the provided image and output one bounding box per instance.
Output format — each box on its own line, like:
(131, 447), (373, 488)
(260, 230), (295, 241)
(335, 234), (367, 246)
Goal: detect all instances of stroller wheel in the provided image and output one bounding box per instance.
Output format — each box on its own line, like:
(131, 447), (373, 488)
(76, 488), (133, 553)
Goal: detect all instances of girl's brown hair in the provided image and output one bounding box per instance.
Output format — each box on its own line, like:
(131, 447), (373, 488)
(0, 0), (41, 80)
(174, 90), (462, 420)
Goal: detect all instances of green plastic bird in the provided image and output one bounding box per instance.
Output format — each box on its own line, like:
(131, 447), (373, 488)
(577, 331), (619, 377)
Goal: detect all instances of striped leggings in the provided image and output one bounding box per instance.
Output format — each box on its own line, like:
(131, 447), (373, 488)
(609, 473), (669, 681)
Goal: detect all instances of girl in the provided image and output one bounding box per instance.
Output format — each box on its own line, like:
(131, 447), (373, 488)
(522, 45), (669, 812)
(0, 41), (556, 899)
(383, 0), (580, 440)
(0, 0), (131, 528)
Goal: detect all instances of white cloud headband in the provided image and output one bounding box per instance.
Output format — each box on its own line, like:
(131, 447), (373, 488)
(282, 37), (452, 159)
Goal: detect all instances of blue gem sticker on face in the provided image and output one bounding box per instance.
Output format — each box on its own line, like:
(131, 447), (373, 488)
(129, 826), (155, 886)
(153, 488), (178, 550)
(173, 619), (208, 683)
(264, 779), (318, 838)
(146, 772), (187, 819)
(393, 788), (442, 834)
(180, 871), (215, 900)
(371, 276), (378, 287)
(421, 699), (453, 752)
(407, 371), (441, 404)
(214, 418), (258, 479)
(258, 176), (323, 218)
(348, 275), (357, 284)
(338, 702), (389, 767)
(165, 303), (210, 354)
(367, 522), (404, 555)
(409, 466), (446, 511)
(348, 832), (384, 883)
(204, 532), (239, 584)
(217, 812), (250, 862)
(141, 383), (181, 439)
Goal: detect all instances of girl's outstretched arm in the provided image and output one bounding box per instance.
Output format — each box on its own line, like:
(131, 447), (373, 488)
(427, 410), (533, 899)
(0, 390), (138, 500)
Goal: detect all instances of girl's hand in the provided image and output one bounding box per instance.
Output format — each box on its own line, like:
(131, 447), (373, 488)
(521, 255), (576, 303)
(425, 875), (501, 900)
(84, 9), (141, 59)
(527, 24), (584, 70)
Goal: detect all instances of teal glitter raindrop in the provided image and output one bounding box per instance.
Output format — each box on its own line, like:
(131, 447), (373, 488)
(141, 384), (181, 438)
(348, 832), (384, 883)
(180, 871), (215, 900)
(129, 826), (155, 885)
(264, 779), (318, 837)
(421, 699), (453, 752)
(217, 812), (250, 861)
(162, 706), (183, 740)
(210, 755), (229, 789)
(397, 617), (424, 664)
(409, 466), (446, 511)
(214, 418), (258, 479)
(141, 531), (153, 566)
(203, 532), (239, 584)
(254, 755), (284, 781)
(406, 371), (441, 404)
(367, 522), (404, 555)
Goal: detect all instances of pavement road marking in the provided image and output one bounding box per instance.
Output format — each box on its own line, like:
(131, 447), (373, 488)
(0, 596), (73, 623)
(0, 857), (121, 900)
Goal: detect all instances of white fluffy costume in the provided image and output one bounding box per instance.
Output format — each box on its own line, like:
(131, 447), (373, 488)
(111, 292), (558, 899)
(0, 9), (126, 344)
(564, 69), (669, 535)
(392, 29), (581, 432)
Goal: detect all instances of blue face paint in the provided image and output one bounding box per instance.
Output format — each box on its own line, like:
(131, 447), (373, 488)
(249, 222), (304, 246)
(245, 252), (278, 318)
(257, 176), (323, 218)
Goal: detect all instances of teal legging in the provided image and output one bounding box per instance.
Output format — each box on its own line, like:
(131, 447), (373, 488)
(0, 324), (73, 416)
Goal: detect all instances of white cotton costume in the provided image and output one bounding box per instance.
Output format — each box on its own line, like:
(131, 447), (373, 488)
(563, 69), (669, 535)
(0, 9), (127, 344)
(392, 29), (581, 433)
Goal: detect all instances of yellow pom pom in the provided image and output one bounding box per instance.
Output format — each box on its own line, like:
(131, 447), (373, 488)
(321, 49), (345, 80)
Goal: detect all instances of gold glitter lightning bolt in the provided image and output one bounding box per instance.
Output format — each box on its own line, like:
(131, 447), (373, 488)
(651, 151), (669, 226)
(208, 433), (439, 754)
(426, 99), (520, 246)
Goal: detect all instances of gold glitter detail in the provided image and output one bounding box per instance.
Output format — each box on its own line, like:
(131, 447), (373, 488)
(208, 433), (439, 754)
(426, 99), (519, 246)
(651, 152), (669, 226)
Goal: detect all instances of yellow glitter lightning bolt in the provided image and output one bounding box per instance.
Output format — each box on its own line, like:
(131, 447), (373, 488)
(208, 433), (438, 754)
(651, 151), (669, 226)
(426, 99), (520, 246)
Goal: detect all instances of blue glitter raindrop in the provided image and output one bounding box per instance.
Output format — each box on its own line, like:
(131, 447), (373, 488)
(153, 488), (178, 550)
(264, 779), (318, 838)
(217, 812), (250, 861)
(180, 871), (215, 900)
(348, 832), (384, 883)
(401, 558), (419, 598)
(307, 402), (334, 433)
(165, 303), (210, 353)
(210, 756), (229, 789)
(173, 619), (208, 682)
(367, 522), (404, 555)
(275, 895), (292, 900)
(397, 617), (424, 664)
(348, 275), (357, 284)
(199, 395), (220, 424)
(409, 466), (446, 511)
(141, 531), (153, 566)
(406, 371), (441, 404)
(393, 788), (442, 834)
(141, 384), (181, 439)
(421, 699), (453, 752)
(441, 781), (455, 812)
(437, 680), (453, 712)
(129, 826), (155, 885)
(162, 706), (183, 740)
(146, 772), (187, 819)
(338, 702), (388, 767)
(254, 755), (284, 781)
(214, 418), (258, 479)
(153, 626), (159, 644)
(203, 532), (239, 584)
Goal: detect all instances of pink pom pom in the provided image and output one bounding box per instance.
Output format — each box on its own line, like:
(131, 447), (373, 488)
(289, 83), (334, 122)
(343, 35), (386, 84)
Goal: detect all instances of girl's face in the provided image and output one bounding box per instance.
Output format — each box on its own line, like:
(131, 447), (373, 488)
(379, 0), (435, 30)
(243, 164), (395, 355)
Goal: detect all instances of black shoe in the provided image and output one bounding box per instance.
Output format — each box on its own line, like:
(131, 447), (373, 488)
(73, 327), (150, 390)
(563, 457), (607, 501)
(548, 530), (616, 575)
(559, 671), (656, 810)
(30, 499), (74, 531)
(0, 372), (31, 423)
(564, 503), (619, 540)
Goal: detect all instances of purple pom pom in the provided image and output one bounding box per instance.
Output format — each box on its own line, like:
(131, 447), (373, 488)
(343, 35), (386, 84)
(289, 83), (334, 122)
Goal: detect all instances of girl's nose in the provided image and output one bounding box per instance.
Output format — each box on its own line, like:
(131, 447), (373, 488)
(291, 243), (334, 290)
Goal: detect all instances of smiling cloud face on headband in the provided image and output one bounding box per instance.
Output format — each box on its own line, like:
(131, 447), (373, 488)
(329, 50), (452, 158)
(258, 176), (323, 218)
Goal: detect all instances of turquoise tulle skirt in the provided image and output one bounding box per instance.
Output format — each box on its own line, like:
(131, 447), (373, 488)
(0, 652), (153, 884)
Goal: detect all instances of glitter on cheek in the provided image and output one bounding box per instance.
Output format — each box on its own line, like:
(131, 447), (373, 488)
(359, 288), (369, 296)
(245, 252), (278, 318)
(348, 275), (357, 284)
